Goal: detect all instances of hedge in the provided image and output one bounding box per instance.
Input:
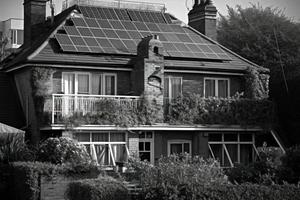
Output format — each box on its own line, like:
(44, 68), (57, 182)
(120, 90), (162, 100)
(4, 161), (100, 200)
(67, 176), (129, 200)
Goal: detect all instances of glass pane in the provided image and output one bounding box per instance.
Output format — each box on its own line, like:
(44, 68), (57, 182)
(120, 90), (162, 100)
(139, 142), (144, 151)
(78, 74), (89, 94)
(183, 143), (190, 153)
(240, 144), (253, 165)
(210, 144), (222, 164)
(226, 144), (238, 164)
(145, 142), (150, 151)
(110, 132), (125, 142)
(240, 134), (253, 142)
(170, 77), (182, 99)
(218, 80), (228, 98)
(139, 152), (150, 162)
(92, 132), (108, 142)
(76, 133), (90, 142)
(63, 73), (75, 94)
(112, 144), (127, 162)
(164, 77), (169, 98)
(224, 134), (238, 141)
(92, 74), (102, 95)
(105, 75), (116, 95)
(139, 132), (145, 138)
(205, 79), (215, 97)
(17, 30), (24, 44)
(170, 144), (182, 154)
(209, 134), (222, 141)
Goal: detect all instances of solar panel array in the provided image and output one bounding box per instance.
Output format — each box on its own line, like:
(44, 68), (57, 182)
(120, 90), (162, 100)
(55, 6), (231, 60)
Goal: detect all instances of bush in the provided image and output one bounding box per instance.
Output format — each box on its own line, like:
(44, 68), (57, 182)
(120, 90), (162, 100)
(37, 137), (92, 165)
(0, 133), (35, 163)
(67, 176), (129, 200)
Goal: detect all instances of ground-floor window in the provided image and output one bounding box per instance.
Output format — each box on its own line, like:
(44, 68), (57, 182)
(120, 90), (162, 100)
(208, 133), (258, 167)
(138, 131), (154, 164)
(167, 140), (191, 155)
(75, 131), (129, 166)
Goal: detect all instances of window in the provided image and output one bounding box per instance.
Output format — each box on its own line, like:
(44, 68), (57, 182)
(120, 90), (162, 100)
(62, 72), (117, 95)
(204, 78), (229, 98)
(168, 140), (191, 155)
(10, 29), (23, 45)
(164, 76), (182, 102)
(208, 133), (258, 167)
(139, 131), (154, 163)
(91, 73), (116, 95)
(76, 132), (128, 166)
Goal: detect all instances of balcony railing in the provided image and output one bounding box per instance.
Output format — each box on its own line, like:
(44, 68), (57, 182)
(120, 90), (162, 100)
(51, 94), (141, 124)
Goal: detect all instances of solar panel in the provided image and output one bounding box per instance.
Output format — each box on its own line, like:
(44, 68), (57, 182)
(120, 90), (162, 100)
(97, 19), (112, 29)
(60, 45), (77, 52)
(85, 18), (99, 28)
(119, 9), (131, 21)
(83, 37), (99, 47)
(121, 21), (137, 30)
(133, 22), (149, 31)
(64, 26), (80, 36)
(70, 36), (86, 46)
(122, 40), (136, 52)
(71, 18), (87, 27)
(197, 44), (213, 53)
(115, 30), (131, 39)
(90, 28), (106, 38)
(102, 7), (114, 19)
(90, 7), (100, 18)
(110, 20), (125, 30)
(145, 23), (161, 32)
(55, 34), (73, 45)
(108, 8), (118, 20)
(176, 34), (193, 43)
(102, 29), (119, 38)
(109, 39), (128, 52)
(89, 46), (103, 53)
(164, 14), (172, 24)
(76, 46), (90, 52)
(96, 38), (113, 48)
(127, 31), (142, 39)
(96, 7), (107, 19)
(77, 27), (93, 37)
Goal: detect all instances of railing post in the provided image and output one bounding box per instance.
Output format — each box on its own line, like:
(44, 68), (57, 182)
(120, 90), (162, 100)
(52, 94), (55, 124)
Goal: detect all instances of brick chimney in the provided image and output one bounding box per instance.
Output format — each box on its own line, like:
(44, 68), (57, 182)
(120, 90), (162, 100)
(188, 0), (217, 41)
(24, 0), (48, 46)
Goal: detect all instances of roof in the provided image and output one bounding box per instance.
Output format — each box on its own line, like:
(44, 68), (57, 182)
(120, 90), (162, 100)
(0, 122), (25, 134)
(0, 4), (268, 73)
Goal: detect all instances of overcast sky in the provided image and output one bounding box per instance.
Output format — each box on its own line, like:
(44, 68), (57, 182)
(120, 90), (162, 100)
(0, 0), (299, 22)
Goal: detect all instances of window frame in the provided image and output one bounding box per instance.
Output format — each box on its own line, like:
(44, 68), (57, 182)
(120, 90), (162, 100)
(164, 76), (183, 102)
(138, 131), (155, 164)
(203, 77), (230, 98)
(167, 139), (192, 155)
(208, 133), (258, 167)
(10, 29), (23, 45)
(62, 72), (117, 95)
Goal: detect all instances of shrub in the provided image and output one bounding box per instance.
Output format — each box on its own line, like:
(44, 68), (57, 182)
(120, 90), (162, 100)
(0, 133), (35, 163)
(37, 137), (92, 165)
(67, 176), (129, 200)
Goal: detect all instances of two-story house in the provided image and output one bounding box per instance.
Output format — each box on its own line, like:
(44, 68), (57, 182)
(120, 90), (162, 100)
(0, 0), (283, 167)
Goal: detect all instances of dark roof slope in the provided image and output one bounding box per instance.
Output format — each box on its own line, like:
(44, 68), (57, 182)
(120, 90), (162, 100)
(1, 4), (268, 72)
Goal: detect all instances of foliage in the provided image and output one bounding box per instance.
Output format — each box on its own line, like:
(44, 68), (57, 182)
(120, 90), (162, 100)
(31, 67), (55, 99)
(217, 4), (300, 81)
(278, 146), (300, 184)
(166, 93), (274, 127)
(0, 36), (9, 61)
(4, 161), (100, 200)
(60, 97), (162, 127)
(0, 133), (35, 163)
(67, 176), (129, 200)
(37, 137), (92, 165)
(245, 67), (270, 99)
(126, 154), (228, 200)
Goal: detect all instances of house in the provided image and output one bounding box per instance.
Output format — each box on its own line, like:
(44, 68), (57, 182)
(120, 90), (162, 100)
(0, 0), (282, 167)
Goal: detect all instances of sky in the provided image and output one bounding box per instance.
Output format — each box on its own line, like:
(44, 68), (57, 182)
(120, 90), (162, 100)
(0, 0), (300, 22)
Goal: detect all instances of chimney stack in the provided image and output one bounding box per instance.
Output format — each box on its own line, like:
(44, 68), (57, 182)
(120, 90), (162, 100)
(24, 0), (48, 46)
(188, 0), (217, 41)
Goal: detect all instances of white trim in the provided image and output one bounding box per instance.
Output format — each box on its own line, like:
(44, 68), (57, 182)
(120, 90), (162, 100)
(167, 139), (192, 155)
(138, 131), (155, 164)
(165, 69), (244, 76)
(164, 76), (183, 102)
(203, 77), (230, 98)
(43, 124), (263, 131)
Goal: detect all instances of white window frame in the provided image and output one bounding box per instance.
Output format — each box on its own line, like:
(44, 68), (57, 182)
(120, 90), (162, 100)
(208, 133), (258, 167)
(62, 72), (117, 95)
(164, 76), (183, 102)
(203, 77), (230, 98)
(167, 140), (192, 155)
(77, 131), (129, 167)
(138, 131), (155, 164)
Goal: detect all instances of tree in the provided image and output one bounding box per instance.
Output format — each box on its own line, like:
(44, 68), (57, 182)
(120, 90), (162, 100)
(217, 4), (300, 145)
(217, 4), (300, 85)
(0, 36), (9, 61)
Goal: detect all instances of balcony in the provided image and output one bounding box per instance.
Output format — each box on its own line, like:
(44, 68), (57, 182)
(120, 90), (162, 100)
(50, 94), (141, 125)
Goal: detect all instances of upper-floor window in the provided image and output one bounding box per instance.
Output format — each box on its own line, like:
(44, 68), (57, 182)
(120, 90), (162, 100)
(62, 72), (116, 95)
(10, 29), (23, 45)
(204, 78), (230, 98)
(164, 76), (182, 102)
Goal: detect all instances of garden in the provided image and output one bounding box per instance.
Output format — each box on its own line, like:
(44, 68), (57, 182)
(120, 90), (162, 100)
(1, 133), (300, 200)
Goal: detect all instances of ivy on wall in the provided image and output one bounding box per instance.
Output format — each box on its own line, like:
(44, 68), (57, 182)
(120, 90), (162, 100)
(244, 67), (270, 99)
(31, 67), (55, 123)
(166, 93), (274, 128)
